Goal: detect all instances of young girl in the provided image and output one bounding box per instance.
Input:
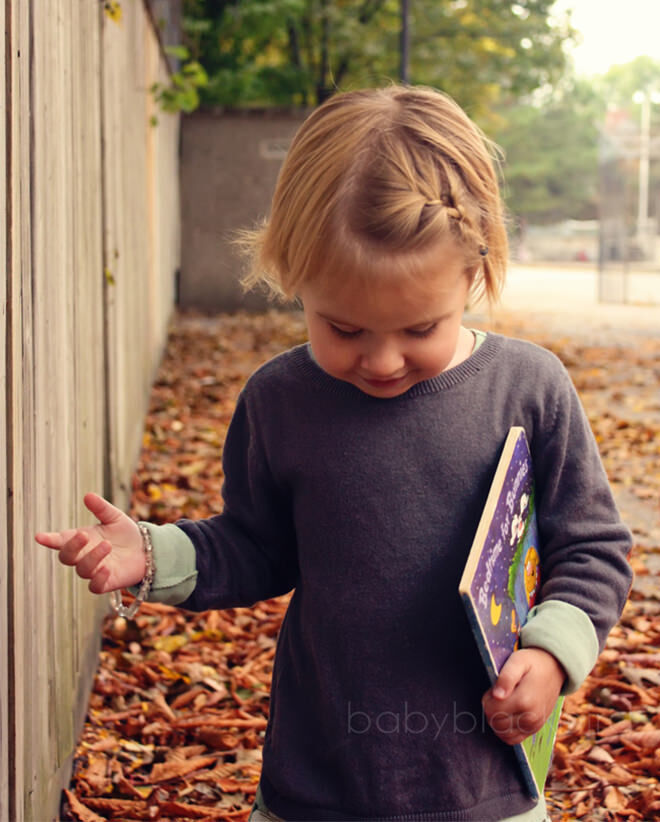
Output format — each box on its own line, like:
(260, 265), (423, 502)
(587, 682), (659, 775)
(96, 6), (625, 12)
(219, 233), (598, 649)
(37, 85), (632, 822)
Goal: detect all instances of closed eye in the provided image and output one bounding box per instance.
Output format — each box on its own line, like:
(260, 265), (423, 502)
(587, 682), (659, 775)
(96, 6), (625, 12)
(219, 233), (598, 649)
(406, 322), (438, 338)
(329, 323), (363, 339)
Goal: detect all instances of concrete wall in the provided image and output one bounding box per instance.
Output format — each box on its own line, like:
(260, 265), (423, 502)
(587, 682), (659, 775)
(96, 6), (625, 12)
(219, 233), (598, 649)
(180, 109), (307, 312)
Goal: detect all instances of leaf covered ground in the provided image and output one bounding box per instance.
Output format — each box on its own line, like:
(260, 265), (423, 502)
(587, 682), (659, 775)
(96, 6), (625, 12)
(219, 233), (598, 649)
(61, 309), (660, 822)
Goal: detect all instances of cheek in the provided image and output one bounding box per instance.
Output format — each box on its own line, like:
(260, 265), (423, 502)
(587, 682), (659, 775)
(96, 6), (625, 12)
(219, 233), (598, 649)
(310, 332), (354, 375)
(416, 332), (460, 370)
(420, 347), (450, 371)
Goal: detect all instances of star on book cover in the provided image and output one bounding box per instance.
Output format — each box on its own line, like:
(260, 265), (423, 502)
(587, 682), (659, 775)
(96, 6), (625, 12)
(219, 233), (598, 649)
(459, 426), (563, 801)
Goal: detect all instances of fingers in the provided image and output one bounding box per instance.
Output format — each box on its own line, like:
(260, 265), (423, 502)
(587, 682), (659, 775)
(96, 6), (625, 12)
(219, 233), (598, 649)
(482, 652), (537, 745)
(484, 691), (538, 744)
(35, 528), (78, 549)
(36, 491), (119, 549)
(88, 564), (112, 595)
(35, 500), (123, 597)
(485, 699), (541, 745)
(482, 650), (561, 745)
(55, 531), (113, 592)
(57, 530), (91, 566)
(490, 652), (529, 700)
(75, 540), (111, 580)
(83, 492), (124, 526)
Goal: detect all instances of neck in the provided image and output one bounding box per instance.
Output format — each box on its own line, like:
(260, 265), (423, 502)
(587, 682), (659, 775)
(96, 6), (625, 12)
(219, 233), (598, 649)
(444, 326), (475, 371)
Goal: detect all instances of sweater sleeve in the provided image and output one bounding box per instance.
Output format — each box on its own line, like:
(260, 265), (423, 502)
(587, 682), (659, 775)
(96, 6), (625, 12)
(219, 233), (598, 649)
(530, 355), (633, 656)
(129, 522), (198, 605)
(169, 388), (298, 611)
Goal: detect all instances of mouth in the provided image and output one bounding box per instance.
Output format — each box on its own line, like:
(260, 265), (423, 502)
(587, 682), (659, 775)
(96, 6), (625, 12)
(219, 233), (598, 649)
(362, 375), (407, 389)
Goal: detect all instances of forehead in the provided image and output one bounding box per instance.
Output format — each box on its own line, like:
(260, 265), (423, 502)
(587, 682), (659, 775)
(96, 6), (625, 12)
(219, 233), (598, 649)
(302, 249), (470, 329)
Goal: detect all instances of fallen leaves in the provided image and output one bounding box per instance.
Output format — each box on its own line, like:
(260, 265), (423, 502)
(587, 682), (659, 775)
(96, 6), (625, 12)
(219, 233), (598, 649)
(546, 596), (660, 819)
(62, 598), (284, 820)
(61, 309), (660, 821)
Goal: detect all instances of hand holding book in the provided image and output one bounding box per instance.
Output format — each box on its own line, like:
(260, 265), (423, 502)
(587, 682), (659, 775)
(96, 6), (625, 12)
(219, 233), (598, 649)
(482, 646), (565, 746)
(459, 426), (565, 799)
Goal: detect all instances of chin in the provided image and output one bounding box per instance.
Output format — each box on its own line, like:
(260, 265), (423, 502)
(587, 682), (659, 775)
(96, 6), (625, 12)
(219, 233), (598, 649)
(356, 377), (415, 398)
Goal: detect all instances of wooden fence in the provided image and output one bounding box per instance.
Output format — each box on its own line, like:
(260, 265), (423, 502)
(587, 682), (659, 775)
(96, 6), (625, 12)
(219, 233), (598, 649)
(1, 3), (180, 819)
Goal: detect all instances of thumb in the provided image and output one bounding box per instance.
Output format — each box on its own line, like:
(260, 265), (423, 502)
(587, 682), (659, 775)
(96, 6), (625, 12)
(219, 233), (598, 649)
(83, 492), (125, 526)
(491, 652), (528, 700)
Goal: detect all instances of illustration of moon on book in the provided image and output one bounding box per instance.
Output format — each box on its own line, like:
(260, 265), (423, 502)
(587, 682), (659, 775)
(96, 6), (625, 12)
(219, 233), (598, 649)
(459, 426), (564, 800)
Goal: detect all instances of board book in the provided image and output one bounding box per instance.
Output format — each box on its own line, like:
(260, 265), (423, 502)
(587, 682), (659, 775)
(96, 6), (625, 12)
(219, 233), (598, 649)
(458, 426), (563, 801)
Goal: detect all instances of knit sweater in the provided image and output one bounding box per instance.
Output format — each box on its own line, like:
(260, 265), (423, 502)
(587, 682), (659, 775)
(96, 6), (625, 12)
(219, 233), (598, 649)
(142, 332), (632, 821)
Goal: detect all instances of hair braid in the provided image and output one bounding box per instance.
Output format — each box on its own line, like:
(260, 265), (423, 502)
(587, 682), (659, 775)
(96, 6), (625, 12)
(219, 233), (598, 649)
(241, 84), (508, 305)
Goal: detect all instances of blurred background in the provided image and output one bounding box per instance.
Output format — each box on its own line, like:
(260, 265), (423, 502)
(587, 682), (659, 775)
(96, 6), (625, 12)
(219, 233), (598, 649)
(166, 0), (660, 311)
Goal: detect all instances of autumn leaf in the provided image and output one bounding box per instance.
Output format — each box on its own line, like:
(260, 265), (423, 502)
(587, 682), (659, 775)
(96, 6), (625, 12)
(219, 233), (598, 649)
(150, 755), (219, 782)
(63, 790), (106, 822)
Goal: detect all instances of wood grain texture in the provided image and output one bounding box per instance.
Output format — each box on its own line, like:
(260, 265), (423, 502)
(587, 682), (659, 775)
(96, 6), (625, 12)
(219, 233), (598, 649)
(1, 1), (179, 817)
(0, 0), (9, 816)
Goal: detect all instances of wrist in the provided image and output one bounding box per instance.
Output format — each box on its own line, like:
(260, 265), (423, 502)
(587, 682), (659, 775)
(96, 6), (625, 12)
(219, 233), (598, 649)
(110, 522), (156, 619)
(529, 646), (565, 678)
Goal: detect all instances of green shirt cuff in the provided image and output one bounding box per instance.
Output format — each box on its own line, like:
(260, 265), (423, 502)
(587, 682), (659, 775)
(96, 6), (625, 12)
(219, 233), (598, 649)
(129, 522), (198, 605)
(519, 599), (599, 694)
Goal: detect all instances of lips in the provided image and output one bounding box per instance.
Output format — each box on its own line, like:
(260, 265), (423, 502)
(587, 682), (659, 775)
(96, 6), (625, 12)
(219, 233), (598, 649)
(362, 375), (408, 390)
(365, 377), (403, 386)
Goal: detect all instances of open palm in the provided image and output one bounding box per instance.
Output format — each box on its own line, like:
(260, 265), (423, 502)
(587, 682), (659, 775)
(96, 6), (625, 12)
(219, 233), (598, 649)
(35, 493), (146, 594)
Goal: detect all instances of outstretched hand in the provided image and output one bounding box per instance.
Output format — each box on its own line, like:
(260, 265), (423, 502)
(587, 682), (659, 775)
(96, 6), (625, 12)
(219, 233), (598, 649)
(482, 647), (565, 746)
(35, 493), (146, 594)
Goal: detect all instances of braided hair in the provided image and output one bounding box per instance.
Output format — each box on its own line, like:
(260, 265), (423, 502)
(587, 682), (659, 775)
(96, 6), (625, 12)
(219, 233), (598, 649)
(242, 84), (508, 305)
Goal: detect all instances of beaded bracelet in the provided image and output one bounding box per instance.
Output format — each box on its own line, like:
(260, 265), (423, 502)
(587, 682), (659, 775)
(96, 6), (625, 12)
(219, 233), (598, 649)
(109, 522), (156, 619)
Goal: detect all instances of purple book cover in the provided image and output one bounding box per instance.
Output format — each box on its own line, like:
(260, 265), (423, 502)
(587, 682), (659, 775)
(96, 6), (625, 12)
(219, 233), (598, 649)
(459, 426), (563, 800)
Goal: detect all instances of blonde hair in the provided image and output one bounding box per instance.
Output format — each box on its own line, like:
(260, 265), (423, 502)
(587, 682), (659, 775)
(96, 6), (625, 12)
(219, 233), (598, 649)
(242, 85), (508, 305)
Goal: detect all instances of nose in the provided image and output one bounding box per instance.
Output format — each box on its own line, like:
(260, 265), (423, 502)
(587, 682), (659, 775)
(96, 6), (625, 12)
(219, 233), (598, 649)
(360, 337), (405, 377)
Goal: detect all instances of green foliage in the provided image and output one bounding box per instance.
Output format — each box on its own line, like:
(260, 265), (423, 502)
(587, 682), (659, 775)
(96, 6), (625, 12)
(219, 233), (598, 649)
(492, 80), (604, 223)
(151, 46), (209, 118)
(404, 0), (575, 120)
(182, 0), (313, 106)
(180, 0), (573, 110)
(595, 56), (660, 110)
(587, 58), (660, 227)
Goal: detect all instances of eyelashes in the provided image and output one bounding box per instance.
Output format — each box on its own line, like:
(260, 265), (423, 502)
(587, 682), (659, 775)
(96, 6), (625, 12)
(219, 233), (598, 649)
(328, 322), (439, 339)
(329, 324), (363, 339)
(407, 322), (438, 338)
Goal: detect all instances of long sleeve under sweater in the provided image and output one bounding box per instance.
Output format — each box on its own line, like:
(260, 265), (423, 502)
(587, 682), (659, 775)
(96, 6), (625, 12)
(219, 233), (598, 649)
(141, 332), (632, 821)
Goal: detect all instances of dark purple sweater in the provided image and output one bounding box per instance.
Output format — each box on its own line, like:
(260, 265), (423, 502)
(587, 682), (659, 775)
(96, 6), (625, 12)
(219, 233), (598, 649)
(175, 333), (632, 821)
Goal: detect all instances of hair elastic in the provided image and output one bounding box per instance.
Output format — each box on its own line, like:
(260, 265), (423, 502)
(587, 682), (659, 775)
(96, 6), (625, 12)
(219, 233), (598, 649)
(479, 245), (489, 257)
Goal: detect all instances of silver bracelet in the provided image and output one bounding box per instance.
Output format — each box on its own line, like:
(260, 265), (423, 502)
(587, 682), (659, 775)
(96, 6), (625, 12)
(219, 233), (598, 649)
(109, 522), (156, 619)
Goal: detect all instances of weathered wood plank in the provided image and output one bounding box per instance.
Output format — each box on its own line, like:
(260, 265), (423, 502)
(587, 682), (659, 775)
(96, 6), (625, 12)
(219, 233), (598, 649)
(2, 2), (179, 817)
(0, 0), (9, 816)
(30, 0), (73, 811)
(102, 6), (178, 509)
(70, 0), (106, 744)
(7, 2), (34, 818)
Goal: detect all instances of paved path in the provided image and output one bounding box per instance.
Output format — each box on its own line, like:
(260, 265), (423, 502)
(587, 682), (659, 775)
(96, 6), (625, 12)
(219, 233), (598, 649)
(467, 263), (659, 342)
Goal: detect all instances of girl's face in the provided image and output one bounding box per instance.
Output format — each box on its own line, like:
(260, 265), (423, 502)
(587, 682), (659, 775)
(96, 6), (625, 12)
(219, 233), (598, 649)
(300, 238), (475, 399)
